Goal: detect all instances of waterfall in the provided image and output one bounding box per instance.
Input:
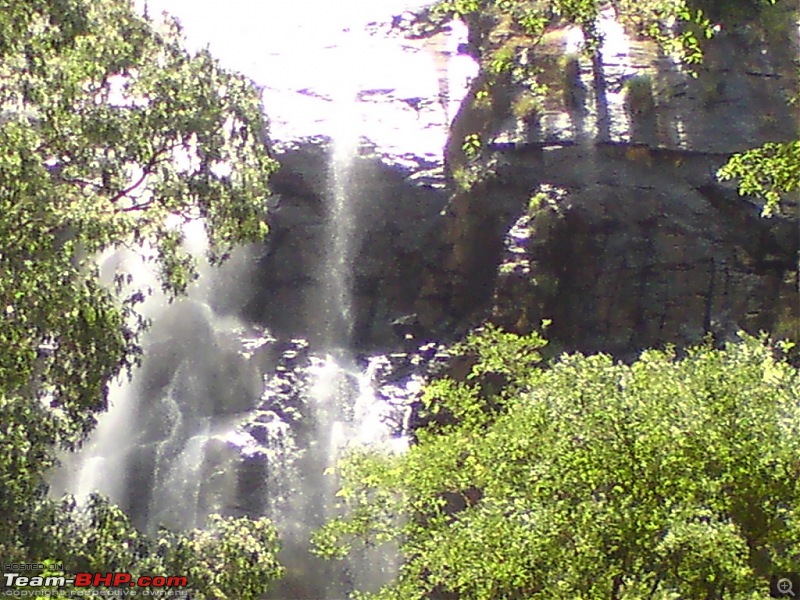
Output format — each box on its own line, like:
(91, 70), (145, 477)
(321, 29), (362, 347)
(49, 225), (270, 532)
(50, 3), (475, 598)
(269, 27), (401, 598)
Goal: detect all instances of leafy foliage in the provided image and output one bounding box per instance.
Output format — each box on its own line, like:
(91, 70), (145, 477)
(433, 0), (720, 64)
(718, 140), (800, 216)
(461, 133), (483, 160)
(19, 495), (282, 599)
(716, 67), (798, 218)
(0, 0), (278, 579)
(315, 329), (800, 599)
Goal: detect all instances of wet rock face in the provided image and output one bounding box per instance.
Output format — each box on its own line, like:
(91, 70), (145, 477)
(421, 2), (799, 355)
(245, 141), (449, 350)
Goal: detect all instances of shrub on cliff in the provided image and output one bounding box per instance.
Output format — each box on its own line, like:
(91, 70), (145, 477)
(315, 327), (800, 599)
(719, 139), (800, 216)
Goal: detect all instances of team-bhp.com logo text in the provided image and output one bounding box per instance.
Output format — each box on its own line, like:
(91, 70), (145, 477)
(4, 573), (187, 588)
(3, 565), (187, 596)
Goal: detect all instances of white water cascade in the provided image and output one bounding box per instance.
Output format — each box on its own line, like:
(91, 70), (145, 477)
(51, 2), (476, 598)
(321, 29), (362, 348)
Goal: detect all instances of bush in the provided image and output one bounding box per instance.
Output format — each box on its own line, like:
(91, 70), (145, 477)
(25, 495), (283, 600)
(315, 330), (800, 599)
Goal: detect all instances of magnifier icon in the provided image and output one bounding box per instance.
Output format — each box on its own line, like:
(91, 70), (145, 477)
(778, 578), (796, 597)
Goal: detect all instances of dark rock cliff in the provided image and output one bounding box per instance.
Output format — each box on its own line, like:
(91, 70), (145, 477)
(249, 142), (449, 350)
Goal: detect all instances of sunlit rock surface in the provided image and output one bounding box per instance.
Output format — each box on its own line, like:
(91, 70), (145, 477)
(420, 2), (799, 355)
(141, 0), (476, 166)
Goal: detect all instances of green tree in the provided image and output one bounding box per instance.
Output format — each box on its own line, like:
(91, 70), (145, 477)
(0, 0), (279, 580)
(718, 140), (800, 216)
(315, 328), (800, 599)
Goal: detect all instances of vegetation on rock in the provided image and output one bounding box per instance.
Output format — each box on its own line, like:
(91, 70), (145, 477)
(431, 0), (798, 217)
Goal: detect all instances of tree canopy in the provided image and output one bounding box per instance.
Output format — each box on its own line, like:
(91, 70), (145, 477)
(20, 495), (283, 599)
(0, 0), (280, 590)
(315, 328), (800, 599)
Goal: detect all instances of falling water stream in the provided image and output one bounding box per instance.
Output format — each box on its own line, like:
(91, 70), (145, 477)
(51, 2), (476, 599)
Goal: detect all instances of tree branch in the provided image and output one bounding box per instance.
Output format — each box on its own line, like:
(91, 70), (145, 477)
(108, 144), (174, 205)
